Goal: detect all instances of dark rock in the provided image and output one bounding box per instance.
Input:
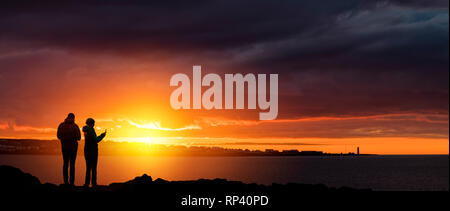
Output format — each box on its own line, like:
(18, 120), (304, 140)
(0, 165), (371, 195)
(0, 165), (41, 192)
(127, 174), (153, 185)
(154, 178), (169, 185)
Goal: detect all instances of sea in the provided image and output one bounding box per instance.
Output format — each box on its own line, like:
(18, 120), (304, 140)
(0, 155), (448, 191)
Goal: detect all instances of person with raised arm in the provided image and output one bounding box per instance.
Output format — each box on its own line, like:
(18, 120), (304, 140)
(82, 118), (106, 187)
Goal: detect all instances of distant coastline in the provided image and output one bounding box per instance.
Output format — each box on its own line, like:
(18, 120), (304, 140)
(0, 138), (375, 157)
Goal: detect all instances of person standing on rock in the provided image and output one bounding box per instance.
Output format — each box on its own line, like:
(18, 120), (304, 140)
(82, 118), (106, 187)
(57, 113), (81, 186)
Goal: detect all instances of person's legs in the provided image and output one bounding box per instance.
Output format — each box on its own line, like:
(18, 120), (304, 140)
(69, 146), (77, 186)
(62, 148), (69, 185)
(84, 150), (91, 186)
(92, 151), (98, 186)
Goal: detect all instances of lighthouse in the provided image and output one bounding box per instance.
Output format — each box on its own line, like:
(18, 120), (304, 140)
(357, 147), (360, 156)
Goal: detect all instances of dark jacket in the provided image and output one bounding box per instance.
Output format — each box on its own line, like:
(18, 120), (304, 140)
(82, 126), (105, 151)
(57, 118), (81, 150)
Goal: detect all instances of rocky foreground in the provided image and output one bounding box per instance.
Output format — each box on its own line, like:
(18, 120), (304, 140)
(0, 165), (446, 210)
(0, 165), (366, 193)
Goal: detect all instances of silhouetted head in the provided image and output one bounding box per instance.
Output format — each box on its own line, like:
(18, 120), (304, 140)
(67, 113), (75, 120)
(86, 118), (95, 127)
(64, 113), (75, 123)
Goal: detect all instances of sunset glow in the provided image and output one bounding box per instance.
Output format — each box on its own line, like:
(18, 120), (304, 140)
(0, 1), (448, 155)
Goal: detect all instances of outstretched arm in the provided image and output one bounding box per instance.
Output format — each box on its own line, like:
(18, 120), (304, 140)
(96, 130), (106, 143)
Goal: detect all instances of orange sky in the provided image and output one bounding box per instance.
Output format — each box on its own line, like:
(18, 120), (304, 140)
(0, 66), (448, 155)
(0, 2), (448, 155)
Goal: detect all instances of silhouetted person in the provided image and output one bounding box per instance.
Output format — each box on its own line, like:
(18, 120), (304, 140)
(83, 118), (106, 187)
(57, 113), (81, 186)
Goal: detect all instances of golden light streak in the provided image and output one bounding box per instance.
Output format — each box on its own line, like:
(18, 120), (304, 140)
(201, 113), (449, 126)
(127, 120), (201, 131)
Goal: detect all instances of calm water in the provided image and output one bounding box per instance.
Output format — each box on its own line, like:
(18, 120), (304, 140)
(0, 155), (448, 191)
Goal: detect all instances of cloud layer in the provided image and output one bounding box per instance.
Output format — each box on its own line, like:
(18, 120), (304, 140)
(0, 0), (448, 141)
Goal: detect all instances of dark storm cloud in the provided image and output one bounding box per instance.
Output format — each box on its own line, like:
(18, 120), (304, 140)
(389, 0), (449, 8)
(0, 0), (357, 53)
(0, 0), (448, 122)
(0, 0), (447, 65)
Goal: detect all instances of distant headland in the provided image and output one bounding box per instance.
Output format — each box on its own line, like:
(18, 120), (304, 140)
(0, 139), (375, 157)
